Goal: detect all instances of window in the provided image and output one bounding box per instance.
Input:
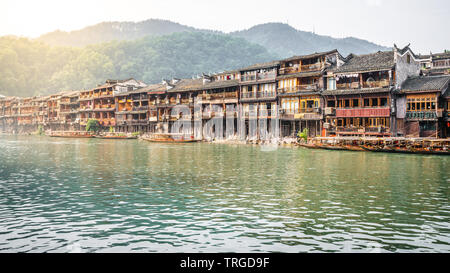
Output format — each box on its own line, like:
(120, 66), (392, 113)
(344, 100), (350, 108)
(352, 99), (359, 107)
(328, 78), (336, 90)
(407, 54), (411, 64)
(327, 100), (335, 107)
(406, 96), (437, 111)
(371, 98), (378, 107)
(364, 99), (370, 107)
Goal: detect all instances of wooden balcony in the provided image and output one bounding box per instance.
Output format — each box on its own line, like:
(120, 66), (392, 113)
(240, 91), (276, 100)
(362, 79), (390, 89)
(336, 82), (361, 89)
(337, 79), (390, 90)
(279, 63), (324, 74)
(278, 84), (319, 94)
(336, 107), (390, 118)
(405, 110), (441, 120)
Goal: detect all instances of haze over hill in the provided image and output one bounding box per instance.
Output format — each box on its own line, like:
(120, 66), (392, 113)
(36, 19), (390, 57)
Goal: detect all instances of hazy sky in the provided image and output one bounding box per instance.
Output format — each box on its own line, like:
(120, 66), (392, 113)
(1, 0), (448, 54)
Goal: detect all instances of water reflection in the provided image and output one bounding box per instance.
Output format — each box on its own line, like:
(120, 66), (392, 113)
(0, 135), (449, 252)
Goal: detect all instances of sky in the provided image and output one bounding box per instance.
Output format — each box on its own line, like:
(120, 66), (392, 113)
(1, 0), (449, 54)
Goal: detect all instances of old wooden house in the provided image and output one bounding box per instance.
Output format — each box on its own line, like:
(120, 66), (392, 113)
(79, 79), (146, 130)
(58, 91), (80, 131)
(396, 75), (450, 138)
(418, 51), (450, 76)
(322, 45), (420, 137)
(239, 61), (279, 141)
(277, 50), (343, 138)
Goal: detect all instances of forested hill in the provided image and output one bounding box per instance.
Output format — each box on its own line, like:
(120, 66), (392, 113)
(0, 32), (276, 97)
(37, 19), (389, 57)
(37, 19), (214, 47)
(231, 23), (391, 57)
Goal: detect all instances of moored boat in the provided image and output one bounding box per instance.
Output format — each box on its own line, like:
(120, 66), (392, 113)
(48, 131), (94, 138)
(141, 133), (199, 143)
(95, 135), (137, 139)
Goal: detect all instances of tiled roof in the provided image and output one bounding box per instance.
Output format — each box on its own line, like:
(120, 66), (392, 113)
(214, 70), (240, 75)
(203, 79), (239, 90)
(282, 49), (338, 62)
(334, 51), (395, 74)
(322, 87), (391, 96)
(165, 78), (239, 92)
(137, 83), (166, 94)
(239, 61), (280, 72)
(401, 76), (450, 93)
(431, 52), (450, 60)
(169, 78), (204, 92)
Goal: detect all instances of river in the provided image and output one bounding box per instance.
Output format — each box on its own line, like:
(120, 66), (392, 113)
(0, 135), (449, 252)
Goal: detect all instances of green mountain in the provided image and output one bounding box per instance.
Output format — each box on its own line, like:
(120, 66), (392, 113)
(231, 23), (391, 57)
(37, 19), (389, 57)
(37, 19), (213, 47)
(0, 32), (276, 97)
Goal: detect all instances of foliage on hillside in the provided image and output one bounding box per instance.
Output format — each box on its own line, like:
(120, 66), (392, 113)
(0, 32), (276, 97)
(231, 23), (390, 57)
(37, 19), (389, 58)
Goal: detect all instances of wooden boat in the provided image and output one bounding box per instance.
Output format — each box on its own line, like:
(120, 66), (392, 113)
(48, 131), (94, 138)
(298, 143), (321, 149)
(343, 145), (365, 151)
(95, 135), (137, 139)
(141, 133), (199, 143)
(320, 144), (349, 151)
(362, 145), (449, 155)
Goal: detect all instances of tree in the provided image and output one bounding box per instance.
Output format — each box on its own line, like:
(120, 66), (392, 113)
(86, 119), (100, 133)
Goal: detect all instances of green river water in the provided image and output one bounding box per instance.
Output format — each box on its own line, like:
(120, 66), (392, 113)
(0, 135), (449, 252)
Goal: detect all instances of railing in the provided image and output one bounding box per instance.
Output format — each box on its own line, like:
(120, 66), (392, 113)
(298, 107), (321, 113)
(240, 91), (276, 99)
(405, 111), (438, 120)
(279, 63), (324, 74)
(279, 67), (300, 74)
(241, 72), (276, 82)
(241, 75), (256, 82)
(132, 106), (149, 111)
(278, 84), (319, 93)
(336, 79), (390, 90)
(257, 72), (276, 81)
(336, 107), (390, 118)
(300, 63), (323, 72)
(362, 79), (390, 88)
(336, 82), (361, 89)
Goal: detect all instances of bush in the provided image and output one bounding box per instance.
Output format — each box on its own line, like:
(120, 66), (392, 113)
(297, 128), (309, 143)
(86, 119), (100, 132)
(131, 131), (141, 137)
(109, 126), (114, 133)
(35, 125), (44, 135)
